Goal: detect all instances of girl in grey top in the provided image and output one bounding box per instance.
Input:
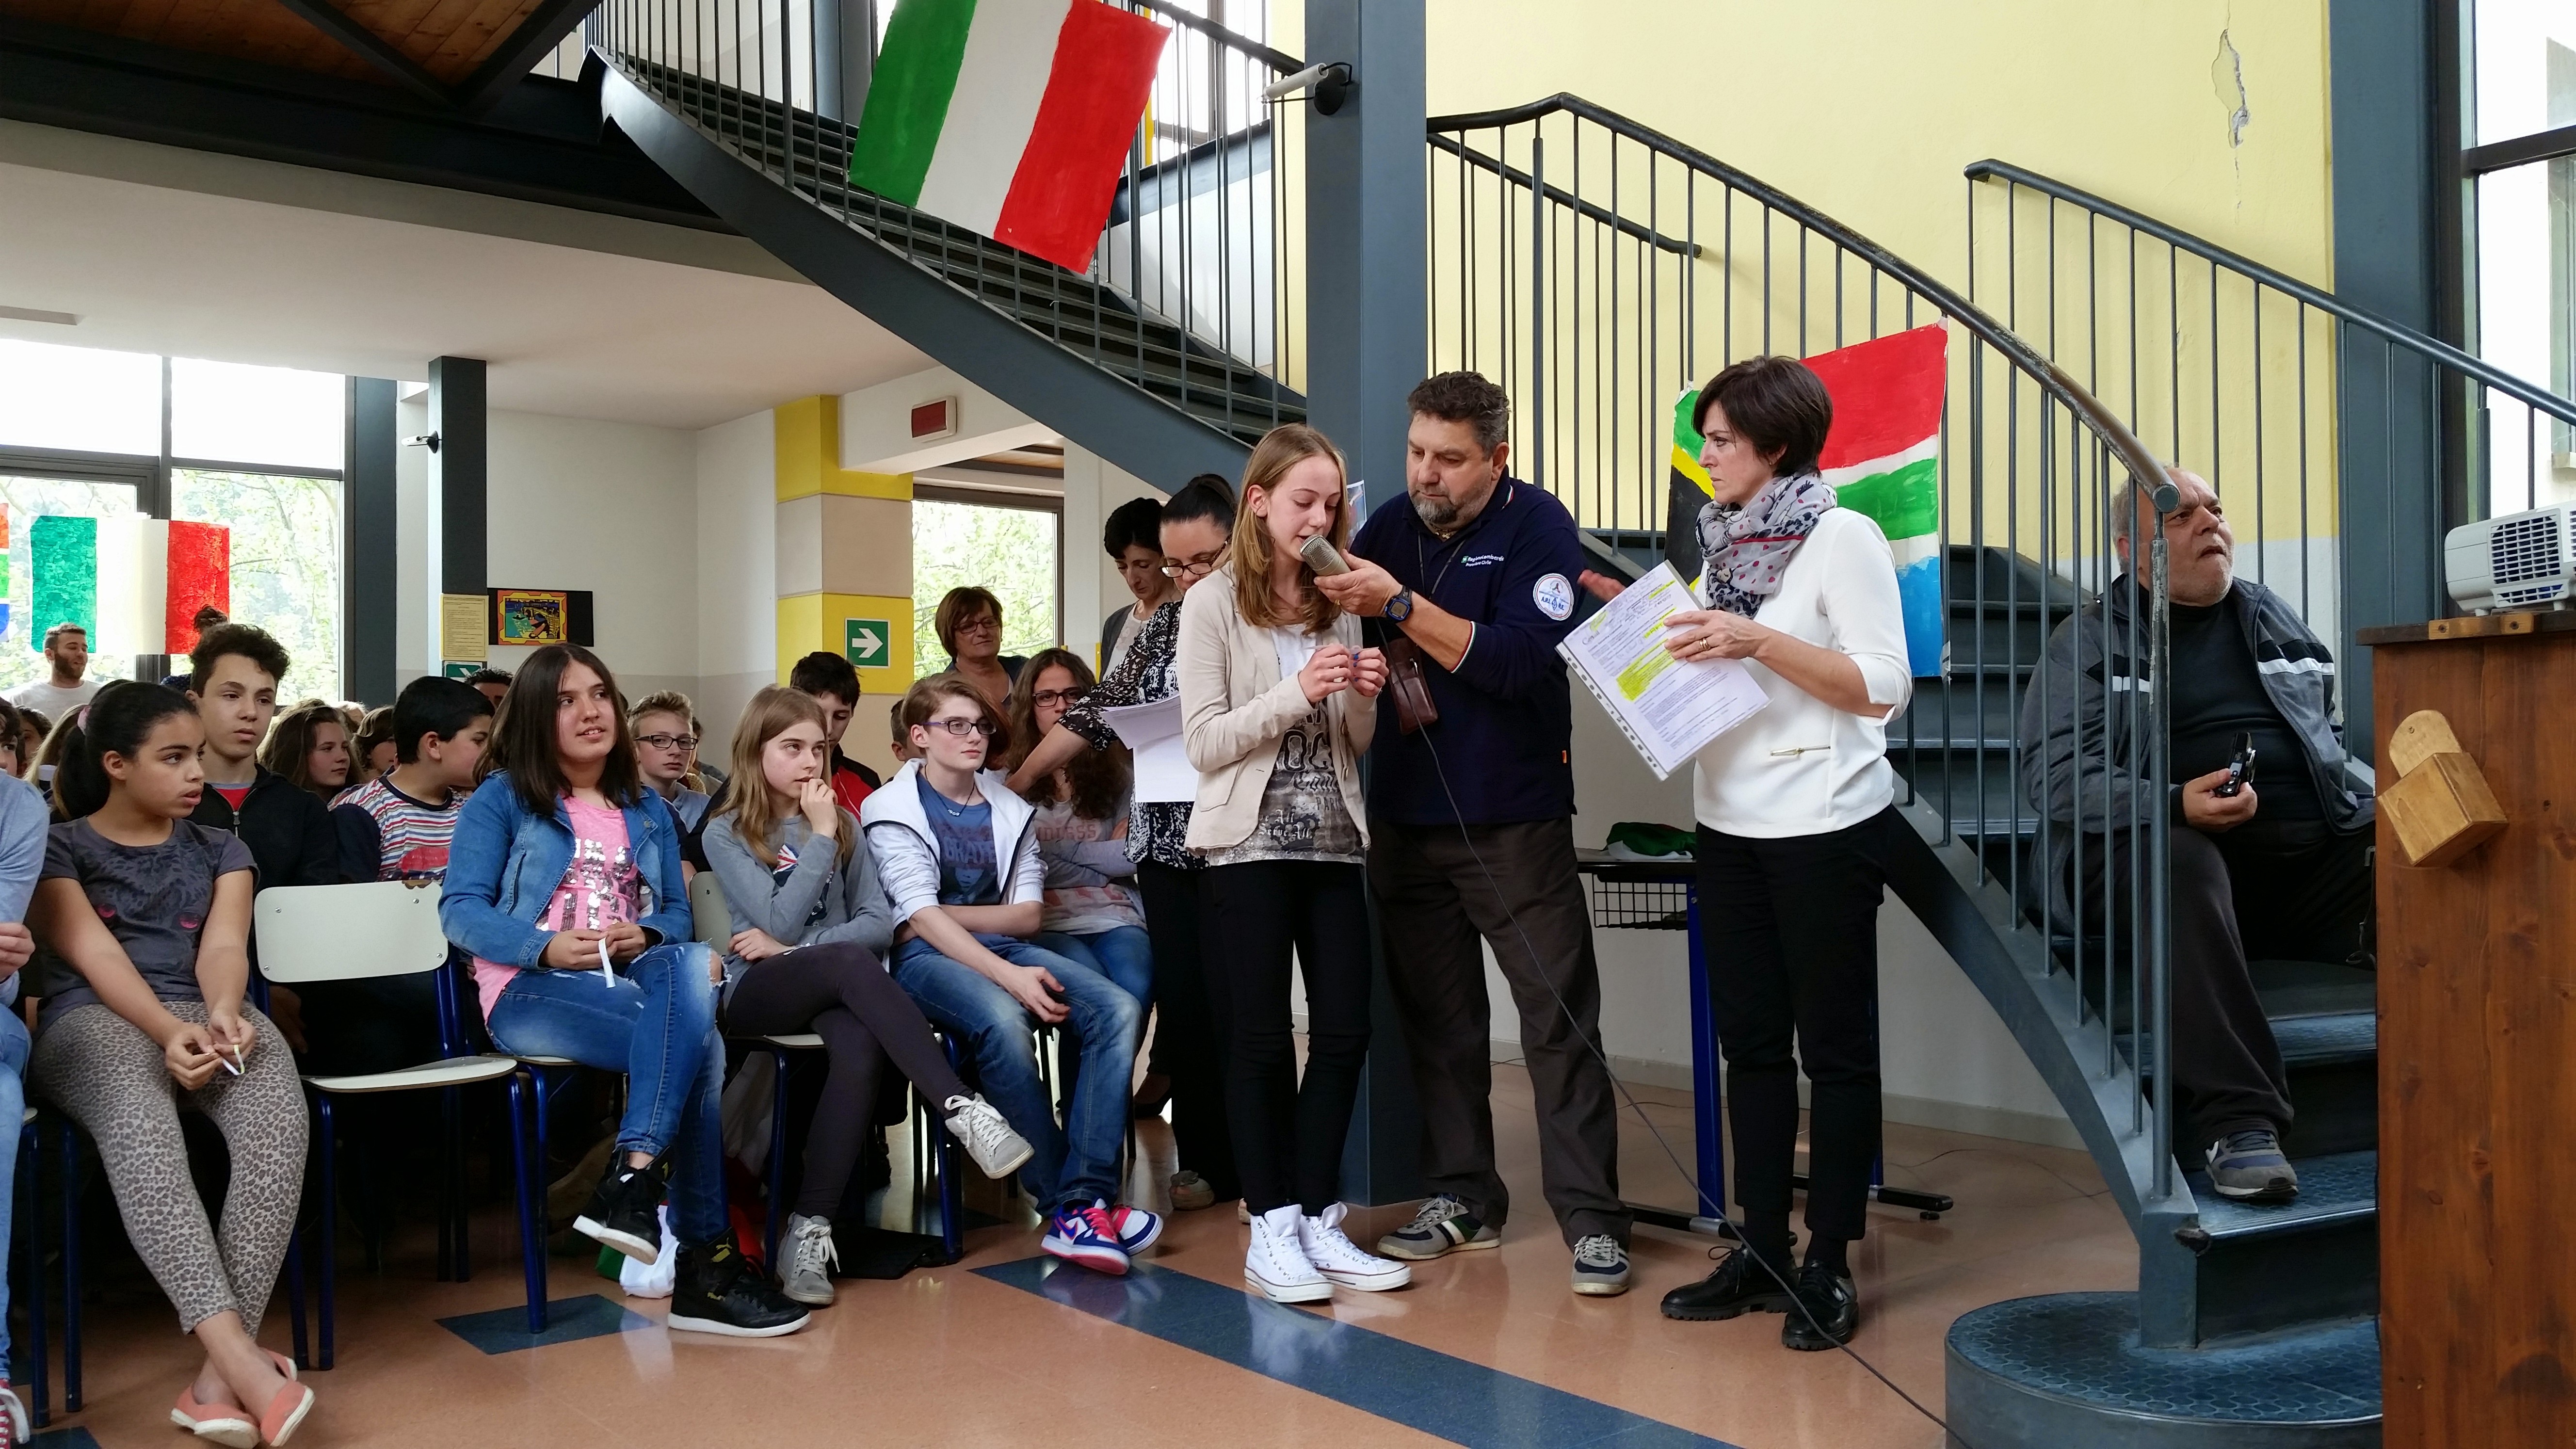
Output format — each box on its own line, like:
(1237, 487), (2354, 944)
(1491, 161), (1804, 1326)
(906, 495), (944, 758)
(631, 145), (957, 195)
(701, 687), (1030, 1309)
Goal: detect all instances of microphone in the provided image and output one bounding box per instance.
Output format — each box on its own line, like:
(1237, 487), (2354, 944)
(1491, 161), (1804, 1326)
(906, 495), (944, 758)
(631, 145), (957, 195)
(1299, 534), (1351, 576)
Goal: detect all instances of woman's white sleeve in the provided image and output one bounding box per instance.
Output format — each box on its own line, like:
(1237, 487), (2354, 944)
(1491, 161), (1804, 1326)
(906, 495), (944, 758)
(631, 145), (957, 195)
(1823, 520), (1915, 710)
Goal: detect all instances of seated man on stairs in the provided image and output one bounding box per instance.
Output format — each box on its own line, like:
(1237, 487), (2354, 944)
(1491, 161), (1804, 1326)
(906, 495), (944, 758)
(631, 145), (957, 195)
(2020, 466), (2375, 1204)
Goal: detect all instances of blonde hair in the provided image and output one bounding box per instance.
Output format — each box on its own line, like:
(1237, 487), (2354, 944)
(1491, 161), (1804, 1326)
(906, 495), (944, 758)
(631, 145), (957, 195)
(710, 686), (856, 869)
(1231, 423), (1352, 633)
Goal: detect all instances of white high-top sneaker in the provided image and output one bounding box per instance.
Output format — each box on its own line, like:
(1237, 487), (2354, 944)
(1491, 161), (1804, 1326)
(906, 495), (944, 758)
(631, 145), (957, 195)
(1246, 1205), (1332, 1303)
(1297, 1203), (1412, 1291)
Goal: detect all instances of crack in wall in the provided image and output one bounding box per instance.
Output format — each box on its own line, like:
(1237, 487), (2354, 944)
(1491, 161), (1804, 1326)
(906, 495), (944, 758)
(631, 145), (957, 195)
(2212, 25), (2251, 208)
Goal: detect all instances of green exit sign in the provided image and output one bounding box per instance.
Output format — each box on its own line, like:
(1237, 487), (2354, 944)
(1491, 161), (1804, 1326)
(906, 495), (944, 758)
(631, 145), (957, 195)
(844, 618), (892, 669)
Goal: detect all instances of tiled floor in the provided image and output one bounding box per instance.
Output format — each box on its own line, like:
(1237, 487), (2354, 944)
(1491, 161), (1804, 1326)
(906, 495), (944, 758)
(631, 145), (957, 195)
(33, 1064), (2134, 1448)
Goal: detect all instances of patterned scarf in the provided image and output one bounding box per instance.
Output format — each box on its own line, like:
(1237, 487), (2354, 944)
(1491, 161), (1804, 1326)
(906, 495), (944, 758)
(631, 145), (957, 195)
(1695, 472), (1838, 617)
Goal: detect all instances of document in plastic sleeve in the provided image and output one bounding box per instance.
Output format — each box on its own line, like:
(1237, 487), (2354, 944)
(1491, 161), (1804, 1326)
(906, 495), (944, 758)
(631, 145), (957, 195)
(1101, 694), (1196, 803)
(1556, 561), (1769, 780)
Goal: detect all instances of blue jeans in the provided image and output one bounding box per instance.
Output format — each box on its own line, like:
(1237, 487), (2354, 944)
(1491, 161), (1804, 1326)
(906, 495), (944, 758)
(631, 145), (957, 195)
(893, 935), (1143, 1209)
(485, 943), (726, 1245)
(0, 1005), (24, 1366)
(1034, 926), (1154, 1008)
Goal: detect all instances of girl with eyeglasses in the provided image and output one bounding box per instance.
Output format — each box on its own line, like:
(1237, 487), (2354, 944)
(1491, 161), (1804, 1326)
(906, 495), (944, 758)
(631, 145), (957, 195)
(863, 675), (1158, 1275)
(1002, 649), (1151, 1013)
(703, 686), (1030, 1307)
(1005, 475), (1240, 1213)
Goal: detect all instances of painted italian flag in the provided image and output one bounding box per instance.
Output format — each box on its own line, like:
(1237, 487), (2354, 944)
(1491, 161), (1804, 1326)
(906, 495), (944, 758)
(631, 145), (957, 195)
(1666, 323), (1947, 676)
(849, 0), (1171, 273)
(27, 515), (229, 656)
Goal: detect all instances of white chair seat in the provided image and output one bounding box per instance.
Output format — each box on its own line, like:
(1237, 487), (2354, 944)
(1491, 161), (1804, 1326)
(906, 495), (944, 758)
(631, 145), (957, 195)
(512, 1054), (581, 1067)
(18, 1106), (32, 1126)
(762, 1034), (825, 1049)
(303, 1054), (524, 1095)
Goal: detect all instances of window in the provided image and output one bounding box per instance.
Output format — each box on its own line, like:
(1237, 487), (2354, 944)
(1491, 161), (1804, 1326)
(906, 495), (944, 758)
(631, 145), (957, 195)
(2468, 0), (2576, 511)
(0, 339), (345, 693)
(912, 497), (1060, 676)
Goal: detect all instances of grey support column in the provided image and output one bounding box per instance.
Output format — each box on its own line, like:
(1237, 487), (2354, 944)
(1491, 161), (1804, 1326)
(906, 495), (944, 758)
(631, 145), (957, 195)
(431, 357), (488, 601)
(815, 0), (876, 123)
(2328, 0), (2447, 761)
(1306, 0), (1425, 1207)
(344, 377), (399, 704)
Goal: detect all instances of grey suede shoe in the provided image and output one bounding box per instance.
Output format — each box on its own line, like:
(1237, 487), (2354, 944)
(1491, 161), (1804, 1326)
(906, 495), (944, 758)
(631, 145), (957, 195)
(2205, 1129), (2300, 1202)
(780, 1213), (838, 1306)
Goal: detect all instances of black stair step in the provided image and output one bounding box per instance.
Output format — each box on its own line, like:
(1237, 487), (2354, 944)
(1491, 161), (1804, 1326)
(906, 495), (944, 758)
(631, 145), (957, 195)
(2190, 1148), (2375, 1241)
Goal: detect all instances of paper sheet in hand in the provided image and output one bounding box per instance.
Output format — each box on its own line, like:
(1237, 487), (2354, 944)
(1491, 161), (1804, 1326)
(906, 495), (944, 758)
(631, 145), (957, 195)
(1101, 695), (1196, 803)
(1556, 562), (1768, 779)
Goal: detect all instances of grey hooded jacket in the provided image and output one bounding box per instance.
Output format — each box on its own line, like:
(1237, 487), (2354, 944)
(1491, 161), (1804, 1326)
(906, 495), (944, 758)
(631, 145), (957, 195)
(2018, 574), (2373, 910)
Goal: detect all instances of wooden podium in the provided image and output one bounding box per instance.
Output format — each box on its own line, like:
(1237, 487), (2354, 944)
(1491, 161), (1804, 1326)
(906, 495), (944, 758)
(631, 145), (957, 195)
(2361, 611), (2576, 1446)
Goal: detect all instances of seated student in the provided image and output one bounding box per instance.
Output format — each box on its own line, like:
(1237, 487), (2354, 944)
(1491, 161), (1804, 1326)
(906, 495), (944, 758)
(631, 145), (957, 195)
(0, 698), (24, 783)
(1002, 650), (1150, 1011)
(465, 667), (513, 710)
(352, 706), (397, 788)
(258, 699), (353, 804)
(440, 644), (808, 1337)
(311, 677), (493, 1075)
(787, 651), (883, 813)
(187, 625), (340, 890)
(12, 708), (45, 781)
(702, 686), (1031, 1306)
(630, 691), (712, 833)
(863, 676), (1157, 1274)
(0, 763), (46, 1449)
(888, 699), (915, 765)
(27, 683), (314, 1446)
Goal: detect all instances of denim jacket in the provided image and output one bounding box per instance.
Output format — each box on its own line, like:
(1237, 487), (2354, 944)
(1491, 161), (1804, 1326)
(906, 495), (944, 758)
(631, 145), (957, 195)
(438, 772), (692, 969)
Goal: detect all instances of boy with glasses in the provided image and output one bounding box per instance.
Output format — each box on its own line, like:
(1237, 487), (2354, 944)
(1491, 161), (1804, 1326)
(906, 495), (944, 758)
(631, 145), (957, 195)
(630, 691), (711, 832)
(863, 675), (1156, 1274)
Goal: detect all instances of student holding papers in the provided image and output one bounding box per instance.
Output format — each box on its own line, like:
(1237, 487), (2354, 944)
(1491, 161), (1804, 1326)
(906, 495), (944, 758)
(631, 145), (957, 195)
(1006, 475), (1241, 1212)
(1591, 355), (1912, 1353)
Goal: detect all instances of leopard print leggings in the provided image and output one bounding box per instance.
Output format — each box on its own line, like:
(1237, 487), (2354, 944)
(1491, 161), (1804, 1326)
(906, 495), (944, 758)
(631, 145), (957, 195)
(32, 1001), (307, 1336)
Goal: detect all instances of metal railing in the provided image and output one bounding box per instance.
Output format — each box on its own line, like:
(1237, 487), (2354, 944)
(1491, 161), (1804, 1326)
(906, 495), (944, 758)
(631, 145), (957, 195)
(1967, 159), (2576, 643)
(1428, 95), (2190, 1212)
(591, 0), (1303, 444)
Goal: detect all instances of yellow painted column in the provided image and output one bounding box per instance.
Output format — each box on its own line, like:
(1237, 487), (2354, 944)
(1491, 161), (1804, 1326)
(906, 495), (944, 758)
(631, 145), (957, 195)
(773, 395), (914, 779)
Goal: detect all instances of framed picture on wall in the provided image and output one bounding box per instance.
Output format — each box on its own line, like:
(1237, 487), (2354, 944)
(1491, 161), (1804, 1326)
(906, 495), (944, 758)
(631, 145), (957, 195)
(488, 587), (595, 647)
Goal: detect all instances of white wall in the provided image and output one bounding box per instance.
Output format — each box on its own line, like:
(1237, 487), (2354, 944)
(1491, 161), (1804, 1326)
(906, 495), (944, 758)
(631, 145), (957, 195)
(695, 410), (777, 737)
(1060, 442), (1165, 668)
(392, 391), (437, 685)
(838, 365), (1051, 475)
(481, 410), (700, 704)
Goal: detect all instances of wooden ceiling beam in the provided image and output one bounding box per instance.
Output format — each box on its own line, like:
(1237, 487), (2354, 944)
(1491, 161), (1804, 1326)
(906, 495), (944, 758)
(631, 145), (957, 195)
(263, 0), (453, 104)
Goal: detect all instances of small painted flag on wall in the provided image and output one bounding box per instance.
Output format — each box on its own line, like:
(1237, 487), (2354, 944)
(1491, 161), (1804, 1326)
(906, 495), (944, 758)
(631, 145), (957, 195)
(849, 0), (1172, 272)
(26, 515), (228, 655)
(1664, 323), (1949, 677)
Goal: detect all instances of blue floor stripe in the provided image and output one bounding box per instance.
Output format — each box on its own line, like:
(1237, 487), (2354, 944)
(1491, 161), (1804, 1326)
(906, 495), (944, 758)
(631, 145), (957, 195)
(436, 1293), (651, 1354)
(977, 1257), (1736, 1449)
(32, 1429), (100, 1448)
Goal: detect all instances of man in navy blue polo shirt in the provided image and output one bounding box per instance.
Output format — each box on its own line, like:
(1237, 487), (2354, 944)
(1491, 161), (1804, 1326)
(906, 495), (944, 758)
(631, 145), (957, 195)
(1313, 371), (1631, 1298)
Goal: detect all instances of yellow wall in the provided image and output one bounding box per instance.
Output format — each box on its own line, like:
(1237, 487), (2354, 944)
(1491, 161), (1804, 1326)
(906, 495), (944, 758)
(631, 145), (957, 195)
(1422, 0), (2332, 296)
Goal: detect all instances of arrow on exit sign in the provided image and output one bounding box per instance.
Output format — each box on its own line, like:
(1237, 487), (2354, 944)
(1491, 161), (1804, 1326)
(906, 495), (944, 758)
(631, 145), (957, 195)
(845, 618), (891, 667)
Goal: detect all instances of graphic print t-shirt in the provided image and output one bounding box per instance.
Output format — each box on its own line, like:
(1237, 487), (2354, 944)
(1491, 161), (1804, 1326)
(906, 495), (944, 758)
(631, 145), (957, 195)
(472, 797), (645, 1019)
(37, 819), (255, 1022)
(919, 772), (999, 907)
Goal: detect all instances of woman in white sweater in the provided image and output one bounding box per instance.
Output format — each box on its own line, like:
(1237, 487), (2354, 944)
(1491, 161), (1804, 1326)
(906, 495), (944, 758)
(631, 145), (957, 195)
(1638, 355), (1912, 1353)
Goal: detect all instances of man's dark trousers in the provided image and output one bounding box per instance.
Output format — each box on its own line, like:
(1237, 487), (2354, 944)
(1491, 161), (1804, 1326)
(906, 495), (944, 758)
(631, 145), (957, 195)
(1370, 817), (1629, 1246)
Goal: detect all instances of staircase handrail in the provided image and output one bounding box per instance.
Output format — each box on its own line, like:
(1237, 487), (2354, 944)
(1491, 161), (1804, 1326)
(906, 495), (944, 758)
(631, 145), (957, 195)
(1966, 156), (2576, 429)
(1428, 95), (2179, 501)
(1121, 0), (1302, 76)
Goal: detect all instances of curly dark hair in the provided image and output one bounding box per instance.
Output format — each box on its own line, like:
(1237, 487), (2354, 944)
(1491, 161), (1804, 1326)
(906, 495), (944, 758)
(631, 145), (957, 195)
(1407, 371), (1512, 454)
(188, 621), (291, 690)
(1002, 648), (1128, 819)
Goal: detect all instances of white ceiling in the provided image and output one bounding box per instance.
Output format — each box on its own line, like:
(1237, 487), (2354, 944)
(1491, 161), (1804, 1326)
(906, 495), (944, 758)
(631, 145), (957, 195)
(0, 122), (935, 431)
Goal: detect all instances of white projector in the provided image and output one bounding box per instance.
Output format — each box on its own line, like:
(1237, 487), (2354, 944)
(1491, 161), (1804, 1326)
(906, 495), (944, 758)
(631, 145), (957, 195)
(2447, 503), (2576, 613)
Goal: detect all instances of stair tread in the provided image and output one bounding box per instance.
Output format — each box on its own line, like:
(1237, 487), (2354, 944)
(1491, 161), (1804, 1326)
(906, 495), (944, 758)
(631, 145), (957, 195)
(2191, 1148), (2375, 1240)
(2270, 1010), (2376, 1064)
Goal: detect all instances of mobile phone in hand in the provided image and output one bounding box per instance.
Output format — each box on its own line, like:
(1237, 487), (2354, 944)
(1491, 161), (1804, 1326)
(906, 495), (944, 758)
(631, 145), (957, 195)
(2215, 731), (2257, 798)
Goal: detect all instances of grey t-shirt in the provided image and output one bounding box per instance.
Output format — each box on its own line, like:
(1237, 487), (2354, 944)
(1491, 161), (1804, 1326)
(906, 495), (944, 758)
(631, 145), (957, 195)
(1202, 701), (1363, 868)
(36, 819), (255, 1020)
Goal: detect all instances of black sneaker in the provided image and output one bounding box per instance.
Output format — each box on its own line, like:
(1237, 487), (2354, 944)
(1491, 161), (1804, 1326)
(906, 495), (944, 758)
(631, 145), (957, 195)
(1658, 1248), (1794, 1321)
(1780, 1261), (1859, 1351)
(665, 1240), (812, 1338)
(572, 1154), (668, 1264)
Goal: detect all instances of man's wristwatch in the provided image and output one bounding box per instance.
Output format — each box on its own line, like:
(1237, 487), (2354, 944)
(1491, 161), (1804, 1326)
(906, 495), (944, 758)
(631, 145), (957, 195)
(1383, 588), (1415, 623)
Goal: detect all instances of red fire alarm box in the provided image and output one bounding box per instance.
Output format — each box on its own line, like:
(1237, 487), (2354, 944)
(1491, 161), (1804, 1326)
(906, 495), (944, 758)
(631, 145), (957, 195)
(909, 397), (958, 442)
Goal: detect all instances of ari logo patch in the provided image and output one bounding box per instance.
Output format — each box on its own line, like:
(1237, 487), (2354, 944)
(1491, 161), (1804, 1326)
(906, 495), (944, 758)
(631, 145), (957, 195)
(1533, 572), (1575, 621)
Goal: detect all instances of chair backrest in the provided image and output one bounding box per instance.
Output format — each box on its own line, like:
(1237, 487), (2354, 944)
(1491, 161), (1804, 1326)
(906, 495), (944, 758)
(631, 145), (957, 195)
(254, 880), (451, 984)
(690, 870), (731, 950)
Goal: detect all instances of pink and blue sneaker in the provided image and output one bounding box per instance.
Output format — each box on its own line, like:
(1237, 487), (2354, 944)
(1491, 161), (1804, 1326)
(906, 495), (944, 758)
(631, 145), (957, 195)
(1042, 1203), (1132, 1275)
(1105, 1200), (1163, 1256)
